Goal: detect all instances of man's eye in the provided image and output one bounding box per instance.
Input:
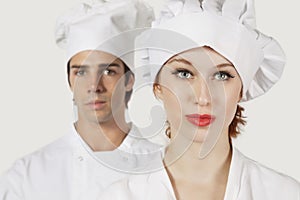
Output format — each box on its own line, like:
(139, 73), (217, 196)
(213, 71), (235, 81)
(103, 69), (116, 76)
(173, 69), (193, 79)
(75, 70), (86, 76)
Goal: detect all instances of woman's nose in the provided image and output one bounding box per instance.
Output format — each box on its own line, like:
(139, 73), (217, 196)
(194, 78), (211, 106)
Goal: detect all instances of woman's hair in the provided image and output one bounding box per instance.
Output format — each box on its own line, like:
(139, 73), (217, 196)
(153, 68), (247, 139)
(229, 104), (246, 138)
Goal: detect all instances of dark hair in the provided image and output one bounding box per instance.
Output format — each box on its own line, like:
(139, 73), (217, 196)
(67, 60), (134, 108)
(228, 104), (246, 138)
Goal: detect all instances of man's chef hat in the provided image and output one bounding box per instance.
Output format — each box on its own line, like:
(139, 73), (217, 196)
(137, 0), (285, 101)
(55, 0), (154, 68)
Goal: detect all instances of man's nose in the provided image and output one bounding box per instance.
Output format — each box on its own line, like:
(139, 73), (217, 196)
(87, 73), (105, 93)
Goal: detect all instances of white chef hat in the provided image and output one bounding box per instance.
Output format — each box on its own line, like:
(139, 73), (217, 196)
(137, 0), (285, 101)
(55, 0), (154, 68)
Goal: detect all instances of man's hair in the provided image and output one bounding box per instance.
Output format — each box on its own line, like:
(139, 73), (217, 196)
(67, 60), (134, 108)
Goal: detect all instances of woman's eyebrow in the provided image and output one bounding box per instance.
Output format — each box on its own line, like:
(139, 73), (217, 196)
(167, 58), (193, 66)
(216, 63), (234, 68)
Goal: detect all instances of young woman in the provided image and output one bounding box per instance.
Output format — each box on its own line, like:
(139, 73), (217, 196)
(99, 0), (300, 199)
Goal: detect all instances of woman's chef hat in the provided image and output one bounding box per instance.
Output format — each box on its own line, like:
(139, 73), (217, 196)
(55, 0), (154, 68)
(137, 0), (285, 101)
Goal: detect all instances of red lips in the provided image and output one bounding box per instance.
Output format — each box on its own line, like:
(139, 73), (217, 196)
(185, 114), (215, 127)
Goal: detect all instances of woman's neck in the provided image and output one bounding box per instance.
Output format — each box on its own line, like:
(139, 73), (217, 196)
(164, 129), (232, 183)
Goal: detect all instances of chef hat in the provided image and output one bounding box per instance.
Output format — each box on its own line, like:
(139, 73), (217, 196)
(55, 0), (154, 68)
(137, 0), (285, 101)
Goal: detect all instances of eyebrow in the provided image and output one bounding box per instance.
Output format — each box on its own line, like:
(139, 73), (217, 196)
(71, 63), (121, 69)
(216, 63), (234, 68)
(167, 58), (233, 68)
(167, 58), (193, 66)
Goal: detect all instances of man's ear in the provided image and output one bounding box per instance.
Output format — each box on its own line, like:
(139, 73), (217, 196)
(125, 73), (135, 92)
(153, 84), (164, 100)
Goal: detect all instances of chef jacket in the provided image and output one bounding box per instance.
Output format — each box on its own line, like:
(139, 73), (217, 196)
(0, 124), (162, 200)
(99, 147), (300, 199)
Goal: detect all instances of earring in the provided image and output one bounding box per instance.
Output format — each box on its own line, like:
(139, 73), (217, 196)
(155, 85), (161, 89)
(165, 120), (171, 138)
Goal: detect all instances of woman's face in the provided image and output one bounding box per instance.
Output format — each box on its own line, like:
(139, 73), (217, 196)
(154, 47), (242, 144)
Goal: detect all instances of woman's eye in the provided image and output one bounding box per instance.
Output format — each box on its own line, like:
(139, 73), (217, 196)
(213, 71), (234, 81)
(174, 69), (193, 79)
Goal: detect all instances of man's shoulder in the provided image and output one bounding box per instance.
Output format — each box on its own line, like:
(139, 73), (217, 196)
(0, 131), (79, 198)
(26, 131), (77, 160)
(6, 131), (78, 175)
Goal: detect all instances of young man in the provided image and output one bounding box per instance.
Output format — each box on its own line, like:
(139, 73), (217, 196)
(0, 1), (161, 199)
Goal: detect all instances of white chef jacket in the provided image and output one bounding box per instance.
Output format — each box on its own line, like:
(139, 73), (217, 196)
(99, 147), (300, 200)
(0, 124), (162, 200)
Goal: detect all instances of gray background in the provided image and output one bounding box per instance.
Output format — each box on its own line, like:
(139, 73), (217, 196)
(0, 0), (299, 181)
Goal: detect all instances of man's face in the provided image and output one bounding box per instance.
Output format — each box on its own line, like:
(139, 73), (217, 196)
(69, 50), (134, 124)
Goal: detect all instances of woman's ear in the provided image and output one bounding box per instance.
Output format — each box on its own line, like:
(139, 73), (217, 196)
(153, 84), (163, 100)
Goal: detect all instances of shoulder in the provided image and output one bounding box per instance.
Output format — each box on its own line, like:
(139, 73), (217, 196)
(18, 132), (77, 166)
(234, 148), (300, 199)
(0, 132), (77, 199)
(4, 132), (75, 169)
(1, 131), (78, 181)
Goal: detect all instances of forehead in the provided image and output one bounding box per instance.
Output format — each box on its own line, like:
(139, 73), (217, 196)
(70, 50), (124, 68)
(167, 47), (232, 68)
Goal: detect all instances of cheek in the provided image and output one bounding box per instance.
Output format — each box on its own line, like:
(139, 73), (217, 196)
(69, 74), (76, 91)
(224, 85), (241, 125)
(110, 77), (127, 104)
(162, 86), (191, 124)
(225, 97), (238, 125)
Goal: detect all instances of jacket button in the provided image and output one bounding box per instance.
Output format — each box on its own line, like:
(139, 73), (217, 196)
(78, 156), (84, 161)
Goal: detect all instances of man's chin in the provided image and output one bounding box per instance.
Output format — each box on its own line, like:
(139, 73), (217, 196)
(90, 113), (113, 124)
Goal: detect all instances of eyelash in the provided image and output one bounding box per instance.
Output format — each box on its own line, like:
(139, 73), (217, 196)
(171, 68), (235, 82)
(75, 69), (86, 76)
(103, 69), (116, 76)
(212, 71), (235, 81)
(172, 68), (194, 79)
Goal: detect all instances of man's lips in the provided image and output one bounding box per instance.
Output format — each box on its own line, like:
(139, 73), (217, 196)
(86, 100), (107, 110)
(185, 114), (216, 127)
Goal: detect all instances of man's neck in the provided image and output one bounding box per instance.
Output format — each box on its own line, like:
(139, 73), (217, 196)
(75, 117), (130, 152)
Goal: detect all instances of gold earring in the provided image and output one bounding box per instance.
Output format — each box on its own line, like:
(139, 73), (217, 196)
(165, 120), (171, 138)
(154, 84), (161, 90)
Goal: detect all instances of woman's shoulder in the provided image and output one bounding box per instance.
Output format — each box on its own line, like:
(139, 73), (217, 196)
(233, 148), (300, 198)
